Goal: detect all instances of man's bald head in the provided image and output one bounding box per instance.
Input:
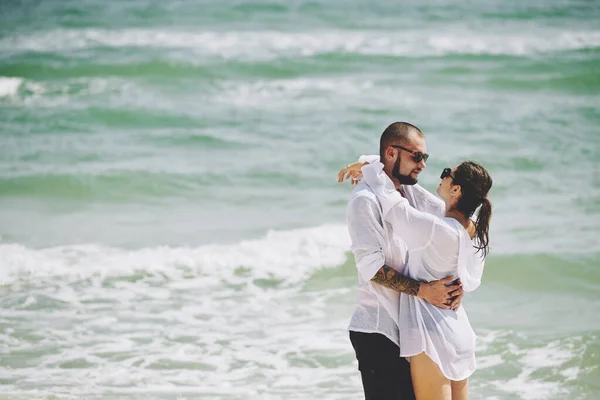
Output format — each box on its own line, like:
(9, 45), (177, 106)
(379, 122), (424, 159)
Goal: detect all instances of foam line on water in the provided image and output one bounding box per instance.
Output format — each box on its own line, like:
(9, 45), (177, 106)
(0, 224), (351, 285)
(2, 29), (599, 59)
(215, 77), (375, 107)
(0, 75), (150, 107)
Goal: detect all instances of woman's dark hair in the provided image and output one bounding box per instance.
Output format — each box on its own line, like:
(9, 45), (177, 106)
(452, 161), (493, 257)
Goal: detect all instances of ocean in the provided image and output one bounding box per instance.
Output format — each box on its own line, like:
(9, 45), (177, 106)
(0, 0), (599, 399)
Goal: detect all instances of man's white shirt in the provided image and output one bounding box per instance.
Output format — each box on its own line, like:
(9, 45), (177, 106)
(347, 156), (445, 346)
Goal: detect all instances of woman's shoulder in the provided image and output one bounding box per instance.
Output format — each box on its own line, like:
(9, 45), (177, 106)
(440, 217), (462, 233)
(431, 218), (464, 249)
(426, 217), (461, 248)
(443, 218), (478, 240)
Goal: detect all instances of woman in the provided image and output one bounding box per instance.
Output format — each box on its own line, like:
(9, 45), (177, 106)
(340, 158), (492, 400)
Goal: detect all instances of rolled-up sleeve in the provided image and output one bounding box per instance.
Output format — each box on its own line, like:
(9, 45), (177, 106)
(347, 194), (386, 282)
(358, 154), (380, 164)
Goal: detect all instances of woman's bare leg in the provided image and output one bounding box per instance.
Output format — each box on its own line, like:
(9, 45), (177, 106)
(451, 378), (468, 400)
(410, 352), (451, 400)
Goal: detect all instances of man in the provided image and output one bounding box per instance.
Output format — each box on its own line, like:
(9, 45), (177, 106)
(341, 122), (463, 400)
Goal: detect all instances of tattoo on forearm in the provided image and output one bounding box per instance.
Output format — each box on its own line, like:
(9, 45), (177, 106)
(371, 265), (420, 296)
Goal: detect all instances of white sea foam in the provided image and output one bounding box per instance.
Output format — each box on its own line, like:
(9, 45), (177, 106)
(217, 77), (375, 107)
(0, 76), (158, 109)
(0, 224), (351, 285)
(1, 73), (380, 111)
(0, 77), (23, 97)
(1, 230), (594, 399)
(2, 29), (599, 59)
(0, 223), (359, 398)
(490, 337), (585, 400)
(469, 329), (593, 400)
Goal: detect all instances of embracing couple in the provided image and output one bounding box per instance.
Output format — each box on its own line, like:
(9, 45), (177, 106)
(340, 122), (493, 400)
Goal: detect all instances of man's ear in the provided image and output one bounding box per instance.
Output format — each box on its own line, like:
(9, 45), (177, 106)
(385, 146), (395, 160)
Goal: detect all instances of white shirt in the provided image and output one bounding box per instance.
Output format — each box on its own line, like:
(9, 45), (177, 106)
(361, 160), (486, 381)
(347, 155), (445, 346)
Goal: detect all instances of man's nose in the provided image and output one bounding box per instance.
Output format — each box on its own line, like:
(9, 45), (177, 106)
(418, 159), (426, 169)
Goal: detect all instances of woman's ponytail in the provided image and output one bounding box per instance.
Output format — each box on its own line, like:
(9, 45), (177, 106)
(453, 161), (493, 257)
(475, 198), (492, 257)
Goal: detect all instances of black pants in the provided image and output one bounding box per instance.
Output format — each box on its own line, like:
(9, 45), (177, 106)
(350, 331), (416, 400)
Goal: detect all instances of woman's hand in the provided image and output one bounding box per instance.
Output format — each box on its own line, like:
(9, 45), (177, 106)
(338, 161), (367, 185)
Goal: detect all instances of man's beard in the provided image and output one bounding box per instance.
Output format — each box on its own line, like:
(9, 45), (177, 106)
(392, 155), (418, 185)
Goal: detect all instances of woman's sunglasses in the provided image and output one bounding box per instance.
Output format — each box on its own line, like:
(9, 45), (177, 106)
(440, 168), (455, 180)
(391, 145), (429, 163)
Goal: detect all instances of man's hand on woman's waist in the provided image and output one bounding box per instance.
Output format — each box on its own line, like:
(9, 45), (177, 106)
(417, 276), (463, 310)
(371, 266), (463, 311)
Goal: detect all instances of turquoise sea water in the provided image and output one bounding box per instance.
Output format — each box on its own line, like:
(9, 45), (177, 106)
(1, 1), (599, 399)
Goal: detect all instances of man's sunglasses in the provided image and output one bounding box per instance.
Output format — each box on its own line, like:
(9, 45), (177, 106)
(390, 145), (429, 163)
(440, 168), (455, 180)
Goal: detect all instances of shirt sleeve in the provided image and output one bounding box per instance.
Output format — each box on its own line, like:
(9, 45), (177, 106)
(359, 154), (380, 164)
(347, 194), (387, 282)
